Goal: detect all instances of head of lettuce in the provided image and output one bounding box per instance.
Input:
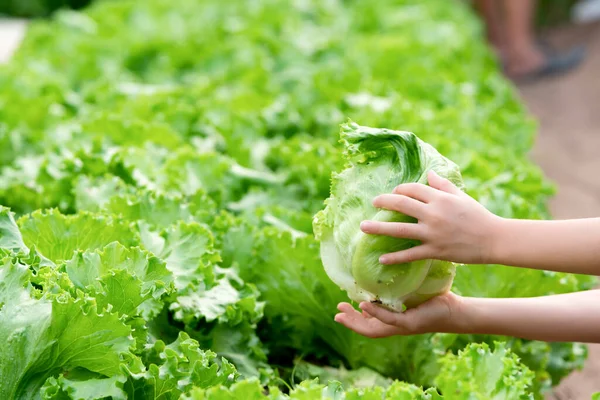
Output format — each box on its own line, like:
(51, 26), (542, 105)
(313, 121), (465, 312)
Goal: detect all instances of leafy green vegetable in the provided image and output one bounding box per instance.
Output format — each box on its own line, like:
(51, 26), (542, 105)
(435, 342), (535, 399)
(183, 343), (534, 399)
(313, 122), (464, 311)
(0, 0), (593, 397)
(0, 206), (27, 253)
(0, 257), (134, 399)
(64, 242), (174, 319)
(18, 209), (138, 262)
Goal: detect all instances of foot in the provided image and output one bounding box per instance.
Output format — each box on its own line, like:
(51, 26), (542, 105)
(505, 46), (547, 78)
(492, 38), (558, 68)
(505, 44), (586, 83)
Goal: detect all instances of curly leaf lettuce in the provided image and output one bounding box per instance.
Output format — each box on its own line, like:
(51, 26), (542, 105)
(313, 122), (465, 311)
(0, 206), (28, 253)
(0, 258), (134, 399)
(64, 242), (174, 319)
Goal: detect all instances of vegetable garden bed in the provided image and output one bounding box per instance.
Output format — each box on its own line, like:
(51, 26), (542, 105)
(0, 0), (595, 398)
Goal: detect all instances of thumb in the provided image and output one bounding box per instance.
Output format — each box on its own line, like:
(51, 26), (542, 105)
(427, 170), (462, 196)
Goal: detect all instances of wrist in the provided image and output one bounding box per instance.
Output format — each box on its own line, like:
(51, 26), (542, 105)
(454, 296), (487, 335)
(485, 215), (512, 266)
(443, 293), (481, 335)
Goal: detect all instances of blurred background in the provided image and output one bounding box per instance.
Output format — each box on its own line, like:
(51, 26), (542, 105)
(1, 0), (599, 398)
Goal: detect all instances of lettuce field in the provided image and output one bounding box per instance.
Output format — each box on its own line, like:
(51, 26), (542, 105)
(0, 0), (596, 398)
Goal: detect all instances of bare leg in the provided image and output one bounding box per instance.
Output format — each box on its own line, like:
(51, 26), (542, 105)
(473, 0), (507, 58)
(473, 0), (585, 81)
(502, 0), (546, 77)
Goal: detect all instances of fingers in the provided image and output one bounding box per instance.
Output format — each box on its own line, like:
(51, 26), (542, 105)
(337, 302), (356, 313)
(360, 220), (425, 240)
(392, 182), (437, 202)
(391, 173), (461, 200)
(379, 244), (433, 264)
(373, 194), (426, 219)
(335, 296), (459, 339)
(427, 170), (462, 196)
(359, 302), (403, 326)
(335, 303), (402, 338)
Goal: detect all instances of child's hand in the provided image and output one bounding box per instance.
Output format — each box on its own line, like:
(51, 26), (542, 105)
(334, 292), (466, 338)
(360, 170), (501, 265)
(336, 290), (600, 343)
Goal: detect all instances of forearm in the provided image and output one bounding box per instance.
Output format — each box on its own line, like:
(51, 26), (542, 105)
(490, 217), (600, 274)
(459, 290), (600, 343)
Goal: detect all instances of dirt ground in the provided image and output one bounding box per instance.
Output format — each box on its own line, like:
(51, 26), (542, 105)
(517, 20), (600, 400)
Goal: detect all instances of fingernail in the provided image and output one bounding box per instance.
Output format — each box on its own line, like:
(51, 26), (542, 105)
(360, 221), (373, 231)
(379, 256), (388, 264)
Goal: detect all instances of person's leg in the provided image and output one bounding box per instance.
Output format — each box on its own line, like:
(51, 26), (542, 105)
(472, 0), (507, 58)
(473, 0), (585, 82)
(502, 0), (546, 77)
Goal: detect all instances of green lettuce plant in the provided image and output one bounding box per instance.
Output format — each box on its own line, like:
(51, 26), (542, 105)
(314, 122), (464, 311)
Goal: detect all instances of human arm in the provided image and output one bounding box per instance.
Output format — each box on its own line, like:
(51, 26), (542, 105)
(490, 217), (600, 275)
(359, 170), (600, 275)
(335, 289), (600, 343)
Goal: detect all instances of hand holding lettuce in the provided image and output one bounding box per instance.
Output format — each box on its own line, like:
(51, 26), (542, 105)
(318, 122), (600, 348)
(363, 170), (501, 266)
(313, 121), (465, 312)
